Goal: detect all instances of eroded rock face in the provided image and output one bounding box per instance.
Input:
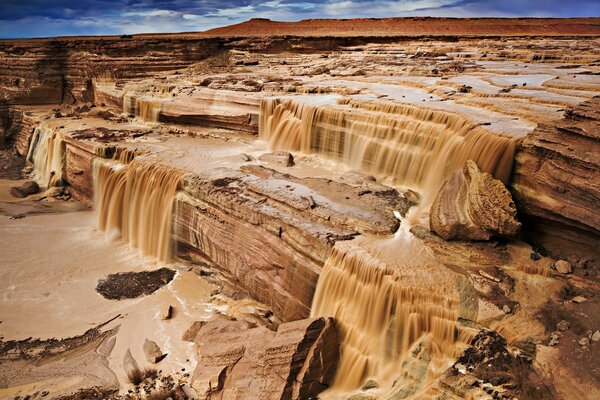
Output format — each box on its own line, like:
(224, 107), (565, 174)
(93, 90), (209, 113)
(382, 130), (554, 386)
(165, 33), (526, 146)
(175, 166), (407, 321)
(430, 160), (521, 240)
(512, 97), (600, 261)
(190, 315), (339, 400)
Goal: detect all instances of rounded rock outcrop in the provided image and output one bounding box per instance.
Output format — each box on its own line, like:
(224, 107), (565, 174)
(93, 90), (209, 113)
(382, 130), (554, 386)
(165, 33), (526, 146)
(430, 160), (521, 241)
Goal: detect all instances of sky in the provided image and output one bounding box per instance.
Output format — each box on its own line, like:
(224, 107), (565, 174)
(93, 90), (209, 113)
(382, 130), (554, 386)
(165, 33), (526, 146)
(0, 0), (598, 38)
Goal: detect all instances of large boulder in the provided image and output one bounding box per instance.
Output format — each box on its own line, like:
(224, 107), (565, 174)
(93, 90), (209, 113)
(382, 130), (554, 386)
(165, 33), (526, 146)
(430, 160), (520, 240)
(190, 314), (339, 400)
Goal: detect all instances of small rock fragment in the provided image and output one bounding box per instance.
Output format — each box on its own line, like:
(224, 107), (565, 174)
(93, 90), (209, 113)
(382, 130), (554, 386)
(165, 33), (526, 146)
(180, 384), (198, 399)
(502, 305), (512, 314)
(579, 337), (590, 346)
(479, 270), (501, 283)
(403, 189), (420, 206)
(161, 305), (174, 320)
(555, 260), (572, 274)
(258, 151), (294, 167)
(361, 379), (379, 390)
(144, 339), (167, 363)
(592, 330), (600, 342)
(530, 252), (541, 261)
(557, 320), (570, 331)
(571, 295), (587, 304)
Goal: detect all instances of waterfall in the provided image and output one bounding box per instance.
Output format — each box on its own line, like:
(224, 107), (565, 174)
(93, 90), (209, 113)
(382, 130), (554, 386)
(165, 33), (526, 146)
(93, 153), (185, 262)
(310, 236), (475, 397)
(26, 124), (65, 187)
(259, 96), (514, 395)
(123, 92), (163, 122)
(259, 97), (518, 203)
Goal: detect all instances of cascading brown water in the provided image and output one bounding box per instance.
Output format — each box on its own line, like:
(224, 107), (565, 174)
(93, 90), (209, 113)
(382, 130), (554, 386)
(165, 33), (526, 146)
(26, 124), (65, 187)
(260, 98), (518, 203)
(260, 96), (513, 396)
(310, 232), (474, 398)
(93, 154), (184, 262)
(123, 93), (162, 122)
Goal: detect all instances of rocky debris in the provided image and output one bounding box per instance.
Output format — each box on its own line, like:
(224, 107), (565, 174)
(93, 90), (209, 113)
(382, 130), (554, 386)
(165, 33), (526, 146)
(190, 314), (339, 400)
(441, 330), (553, 399)
(548, 331), (561, 346)
(572, 295), (587, 303)
(55, 387), (118, 400)
(579, 337), (590, 346)
(403, 189), (420, 206)
(258, 151), (295, 166)
(557, 320), (571, 331)
(180, 383), (199, 399)
(95, 268), (176, 300)
(430, 160), (521, 240)
(0, 148), (26, 179)
(10, 180), (39, 198)
(555, 260), (573, 274)
(240, 153), (252, 162)
(143, 339), (167, 364)
(592, 331), (600, 342)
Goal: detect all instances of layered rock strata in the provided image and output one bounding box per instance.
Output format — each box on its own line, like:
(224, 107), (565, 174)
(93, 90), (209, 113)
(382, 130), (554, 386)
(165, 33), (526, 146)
(189, 315), (339, 400)
(512, 97), (600, 260)
(2, 22), (600, 398)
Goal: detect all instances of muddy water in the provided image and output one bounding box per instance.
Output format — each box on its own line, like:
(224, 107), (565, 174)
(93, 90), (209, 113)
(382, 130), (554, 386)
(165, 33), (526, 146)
(0, 207), (261, 396)
(93, 157), (185, 262)
(311, 220), (474, 399)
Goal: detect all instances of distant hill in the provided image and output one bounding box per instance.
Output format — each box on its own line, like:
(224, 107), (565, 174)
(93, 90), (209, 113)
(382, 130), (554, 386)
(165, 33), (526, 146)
(201, 17), (600, 37)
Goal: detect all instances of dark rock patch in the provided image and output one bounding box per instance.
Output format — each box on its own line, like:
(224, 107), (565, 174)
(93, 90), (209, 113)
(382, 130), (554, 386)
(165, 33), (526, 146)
(10, 181), (39, 198)
(96, 268), (176, 300)
(0, 148), (25, 180)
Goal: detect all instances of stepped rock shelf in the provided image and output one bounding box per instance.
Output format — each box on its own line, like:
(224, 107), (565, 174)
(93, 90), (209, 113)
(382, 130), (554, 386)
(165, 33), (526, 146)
(1, 17), (600, 400)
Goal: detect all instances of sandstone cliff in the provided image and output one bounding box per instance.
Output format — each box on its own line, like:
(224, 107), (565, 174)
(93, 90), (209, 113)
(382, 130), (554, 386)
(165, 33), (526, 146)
(512, 97), (600, 260)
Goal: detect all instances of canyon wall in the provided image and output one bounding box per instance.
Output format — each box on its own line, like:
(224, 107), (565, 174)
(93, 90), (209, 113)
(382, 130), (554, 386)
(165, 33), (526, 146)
(512, 97), (600, 260)
(1, 30), (598, 278)
(2, 20), (600, 399)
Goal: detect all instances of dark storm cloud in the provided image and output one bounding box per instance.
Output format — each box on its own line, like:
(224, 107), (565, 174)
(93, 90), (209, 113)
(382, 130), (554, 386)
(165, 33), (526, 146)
(1, 1), (598, 38)
(414, 0), (600, 17)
